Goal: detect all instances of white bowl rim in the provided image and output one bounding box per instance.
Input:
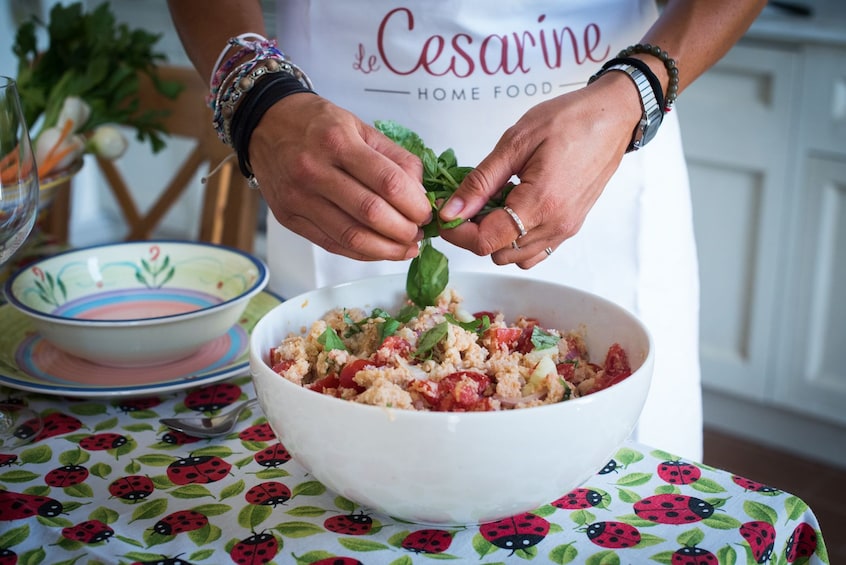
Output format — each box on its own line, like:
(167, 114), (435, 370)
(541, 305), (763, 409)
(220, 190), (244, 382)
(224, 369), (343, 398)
(4, 239), (269, 327)
(250, 271), (655, 419)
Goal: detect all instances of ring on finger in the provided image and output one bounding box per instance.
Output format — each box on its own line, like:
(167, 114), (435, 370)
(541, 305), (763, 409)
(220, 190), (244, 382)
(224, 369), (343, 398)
(503, 205), (527, 238)
(544, 246), (553, 256)
(511, 240), (520, 250)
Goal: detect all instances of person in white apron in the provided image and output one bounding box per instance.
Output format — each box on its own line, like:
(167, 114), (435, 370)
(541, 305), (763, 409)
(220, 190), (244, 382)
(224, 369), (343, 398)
(168, 0), (766, 461)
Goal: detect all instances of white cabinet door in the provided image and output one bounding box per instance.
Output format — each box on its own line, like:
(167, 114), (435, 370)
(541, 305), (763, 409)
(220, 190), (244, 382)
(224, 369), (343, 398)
(677, 42), (800, 402)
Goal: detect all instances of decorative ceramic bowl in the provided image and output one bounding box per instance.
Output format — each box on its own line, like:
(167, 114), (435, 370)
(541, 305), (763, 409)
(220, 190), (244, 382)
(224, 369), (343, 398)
(5, 240), (268, 367)
(250, 272), (654, 525)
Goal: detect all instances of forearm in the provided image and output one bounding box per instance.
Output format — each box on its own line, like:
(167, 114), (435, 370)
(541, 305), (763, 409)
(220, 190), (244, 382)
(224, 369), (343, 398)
(639, 0), (767, 96)
(167, 0), (267, 80)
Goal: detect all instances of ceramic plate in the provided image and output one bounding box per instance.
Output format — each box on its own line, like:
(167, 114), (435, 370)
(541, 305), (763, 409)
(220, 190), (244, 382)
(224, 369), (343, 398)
(0, 290), (282, 398)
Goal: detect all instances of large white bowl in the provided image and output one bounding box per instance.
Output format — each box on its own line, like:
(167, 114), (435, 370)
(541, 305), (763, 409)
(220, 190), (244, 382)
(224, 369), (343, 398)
(5, 240), (268, 368)
(250, 272), (653, 525)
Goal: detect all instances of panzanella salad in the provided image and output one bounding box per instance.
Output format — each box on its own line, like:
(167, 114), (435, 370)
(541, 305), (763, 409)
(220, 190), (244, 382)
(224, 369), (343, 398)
(269, 288), (632, 412)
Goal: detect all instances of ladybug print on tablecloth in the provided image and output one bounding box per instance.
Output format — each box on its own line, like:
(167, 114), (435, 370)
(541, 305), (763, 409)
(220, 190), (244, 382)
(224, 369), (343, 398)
(131, 557), (193, 565)
(739, 520), (776, 563)
(31, 412), (82, 442)
(672, 546), (717, 564)
(0, 490), (63, 519)
(152, 509), (209, 535)
(401, 528), (453, 554)
(161, 429), (202, 446)
(166, 454), (232, 485)
(109, 475), (155, 501)
(115, 396), (162, 413)
(239, 422), (276, 442)
(786, 522), (818, 562)
(732, 475), (779, 494)
(311, 559), (363, 565)
(479, 512), (550, 554)
(633, 494), (715, 524)
(324, 512), (373, 535)
(254, 443), (291, 467)
(61, 519), (114, 544)
(245, 481), (292, 507)
(184, 382), (242, 412)
(229, 531), (279, 565)
(551, 487), (604, 510)
(0, 454), (17, 467)
(79, 432), (128, 451)
(585, 521), (641, 549)
(44, 464), (89, 487)
(0, 548), (16, 565)
(598, 459), (619, 475)
(657, 460), (702, 485)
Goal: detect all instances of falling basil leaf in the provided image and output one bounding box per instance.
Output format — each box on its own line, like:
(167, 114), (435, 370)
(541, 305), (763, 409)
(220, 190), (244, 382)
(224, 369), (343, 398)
(407, 239), (449, 308)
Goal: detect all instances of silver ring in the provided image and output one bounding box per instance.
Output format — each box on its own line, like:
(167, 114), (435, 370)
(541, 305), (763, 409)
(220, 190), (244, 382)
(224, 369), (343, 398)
(503, 206), (527, 238)
(511, 240), (520, 250)
(544, 247), (553, 256)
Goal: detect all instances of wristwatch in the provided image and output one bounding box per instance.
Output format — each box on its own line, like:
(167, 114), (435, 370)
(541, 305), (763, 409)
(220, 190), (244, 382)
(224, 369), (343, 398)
(592, 63), (663, 152)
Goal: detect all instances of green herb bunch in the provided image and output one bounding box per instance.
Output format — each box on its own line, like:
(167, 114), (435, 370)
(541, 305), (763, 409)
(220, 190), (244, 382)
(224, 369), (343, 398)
(375, 120), (514, 308)
(12, 2), (181, 154)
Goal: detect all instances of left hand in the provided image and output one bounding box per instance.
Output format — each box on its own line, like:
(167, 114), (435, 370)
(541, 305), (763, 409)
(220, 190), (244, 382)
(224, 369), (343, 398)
(438, 71), (642, 268)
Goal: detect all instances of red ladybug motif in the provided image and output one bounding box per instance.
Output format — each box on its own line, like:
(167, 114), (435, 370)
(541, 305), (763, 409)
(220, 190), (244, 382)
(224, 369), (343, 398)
(79, 432), (128, 451)
(324, 512), (373, 535)
(245, 481), (292, 507)
(0, 490), (63, 519)
(115, 397), (161, 412)
(44, 464), (89, 487)
(0, 548), (16, 565)
(61, 519), (114, 544)
(401, 529), (453, 554)
(739, 521), (776, 563)
(311, 559), (363, 565)
(479, 512), (550, 554)
(184, 383), (241, 412)
(657, 461), (702, 485)
(672, 546), (718, 564)
(552, 488), (604, 509)
(239, 422), (276, 442)
(586, 521), (641, 549)
(31, 412), (82, 442)
(598, 459), (619, 475)
(131, 557), (192, 565)
(152, 509), (209, 535)
(229, 531), (279, 565)
(633, 494), (715, 524)
(108, 475), (155, 501)
(0, 454), (17, 467)
(161, 430), (202, 446)
(254, 443), (291, 468)
(166, 454), (231, 485)
(786, 522), (818, 562)
(732, 475), (778, 494)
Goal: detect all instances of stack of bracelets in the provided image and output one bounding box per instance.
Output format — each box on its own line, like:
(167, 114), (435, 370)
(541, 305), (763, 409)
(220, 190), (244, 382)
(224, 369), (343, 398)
(207, 33), (315, 188)
(588, 43), (679, 152)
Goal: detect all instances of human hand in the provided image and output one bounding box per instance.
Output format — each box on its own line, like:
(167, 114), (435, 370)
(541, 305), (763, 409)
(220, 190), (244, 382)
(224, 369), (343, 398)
(249, 93), (432, 261)
(438, 73), (642, 268)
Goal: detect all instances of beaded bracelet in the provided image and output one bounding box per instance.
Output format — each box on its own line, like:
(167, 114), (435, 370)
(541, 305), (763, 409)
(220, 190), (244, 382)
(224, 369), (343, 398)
(230, 72), (316, 187)
(617, 43), (678, 112)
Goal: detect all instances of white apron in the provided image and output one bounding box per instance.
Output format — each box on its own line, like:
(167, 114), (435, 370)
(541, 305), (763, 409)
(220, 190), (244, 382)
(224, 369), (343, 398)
(269, 0), (703, 460)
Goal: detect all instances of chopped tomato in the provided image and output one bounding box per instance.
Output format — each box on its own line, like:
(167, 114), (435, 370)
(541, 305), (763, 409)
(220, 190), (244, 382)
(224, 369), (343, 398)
(339, 358), (377, 392)
(485, 327), (522, 351)
(515, 323), (537, 354)
(434, 371), (492, 412)
(271, 359), (294, 375)
(592, 343), (632, 392)
(308, 373), (340, 395)
(473, 311), (498, 324)
(377, 335), (411, 359)
(556, 361), (576, 382)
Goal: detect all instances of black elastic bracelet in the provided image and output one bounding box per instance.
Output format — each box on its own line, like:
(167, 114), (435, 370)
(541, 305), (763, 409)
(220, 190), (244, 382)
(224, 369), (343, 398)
(618, 43), (679, 112)
(230, 72), (316, 184)
(601, 56), (665, 114)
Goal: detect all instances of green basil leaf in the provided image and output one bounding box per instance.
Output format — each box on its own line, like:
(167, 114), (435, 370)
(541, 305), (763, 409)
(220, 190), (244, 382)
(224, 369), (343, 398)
(414, 321), (449, 360)
(378, 318), (401, 342)
(531, 326), (560, 350)
(444, 313), (490, 336)
(317, 328), (347, 352)
(396, 304), (420, 323)
(406, 240), (449, 308)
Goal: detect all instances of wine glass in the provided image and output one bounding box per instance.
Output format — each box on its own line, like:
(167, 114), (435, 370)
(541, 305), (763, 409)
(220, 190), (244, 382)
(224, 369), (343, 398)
(0, 75), (43, 447)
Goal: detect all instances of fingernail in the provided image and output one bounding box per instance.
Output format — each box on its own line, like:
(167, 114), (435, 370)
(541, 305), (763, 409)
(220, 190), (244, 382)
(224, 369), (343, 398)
(440, 196), (464, 220)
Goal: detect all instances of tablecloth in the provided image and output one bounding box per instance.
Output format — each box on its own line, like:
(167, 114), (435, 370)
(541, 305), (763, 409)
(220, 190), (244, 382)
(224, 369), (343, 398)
(0, 377), (830, 565)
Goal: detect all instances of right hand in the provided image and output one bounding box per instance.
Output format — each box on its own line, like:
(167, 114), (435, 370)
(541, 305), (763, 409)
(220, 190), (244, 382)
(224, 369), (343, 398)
(248, 93), (432, 261)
